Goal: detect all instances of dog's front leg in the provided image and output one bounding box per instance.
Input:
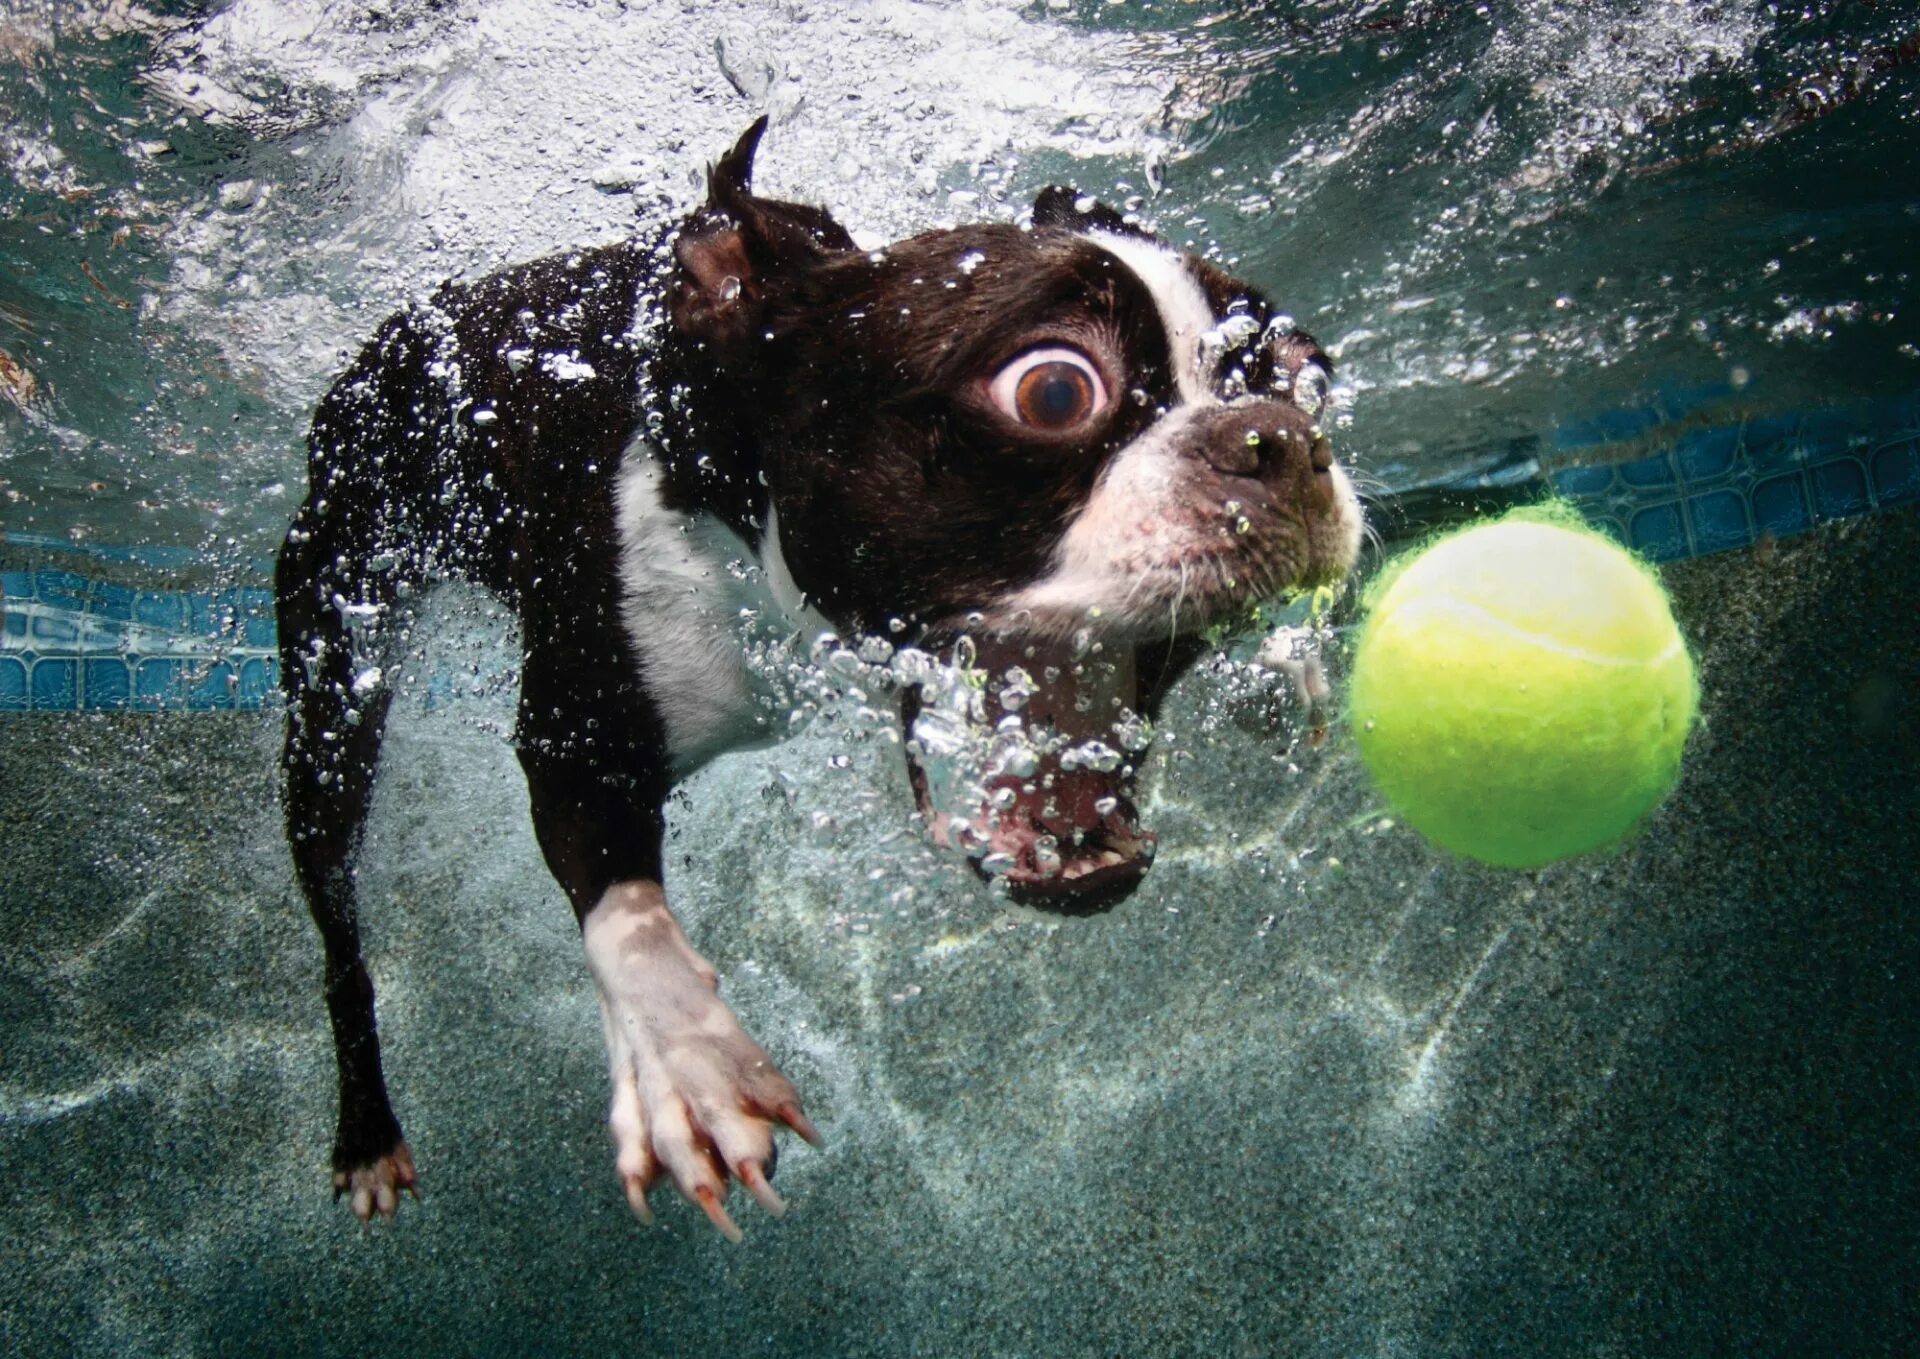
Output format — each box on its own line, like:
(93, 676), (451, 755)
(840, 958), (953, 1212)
(581, 881), (820, 1239)
(515, 647), (818, 1240)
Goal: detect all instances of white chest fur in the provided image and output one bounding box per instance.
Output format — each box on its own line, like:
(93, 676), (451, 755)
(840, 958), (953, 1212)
(612, 440), (819, 772)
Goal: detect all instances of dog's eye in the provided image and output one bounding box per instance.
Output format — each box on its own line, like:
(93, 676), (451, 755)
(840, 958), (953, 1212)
(988, 347), (1109, 432)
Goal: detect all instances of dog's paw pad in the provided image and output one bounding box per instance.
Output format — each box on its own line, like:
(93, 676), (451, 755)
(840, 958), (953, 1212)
(332, 1141), (419, 1223)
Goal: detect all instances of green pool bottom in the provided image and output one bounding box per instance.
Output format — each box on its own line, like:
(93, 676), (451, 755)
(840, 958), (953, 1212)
(1, 505), (1914, 1357)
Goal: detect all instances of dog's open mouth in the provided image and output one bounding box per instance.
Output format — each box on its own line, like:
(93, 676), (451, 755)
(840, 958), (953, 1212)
(901, 633), (1156, 911)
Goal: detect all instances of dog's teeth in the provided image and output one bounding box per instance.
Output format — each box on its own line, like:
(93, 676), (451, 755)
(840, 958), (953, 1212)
(1052, 848), (1134, 882)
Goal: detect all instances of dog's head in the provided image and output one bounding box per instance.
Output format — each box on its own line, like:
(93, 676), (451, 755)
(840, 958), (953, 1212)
(659, 120), (1364, 904)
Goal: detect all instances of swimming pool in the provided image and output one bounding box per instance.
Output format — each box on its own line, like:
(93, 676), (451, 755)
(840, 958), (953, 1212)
(4, 2), (1916, 1354)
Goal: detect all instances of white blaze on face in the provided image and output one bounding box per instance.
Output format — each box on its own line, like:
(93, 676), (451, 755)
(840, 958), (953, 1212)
(1005, 403), (1199, 621)
(1000, 232), (1220, 626)
(994, 230), (1362, 632)
(1081, 230), (1222, 405)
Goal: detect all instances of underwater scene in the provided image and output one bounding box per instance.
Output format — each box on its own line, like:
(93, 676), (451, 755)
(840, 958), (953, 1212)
(2, 1), (1916, 1354)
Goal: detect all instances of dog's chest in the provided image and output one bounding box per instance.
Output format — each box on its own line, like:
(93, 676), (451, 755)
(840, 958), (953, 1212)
(612, 442), (822, 772)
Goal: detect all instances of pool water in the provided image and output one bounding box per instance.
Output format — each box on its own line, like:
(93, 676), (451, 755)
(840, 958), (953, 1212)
(2, 2), (1916, 1354)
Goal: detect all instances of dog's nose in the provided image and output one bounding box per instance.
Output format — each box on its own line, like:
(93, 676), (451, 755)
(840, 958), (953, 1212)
(1207, 407), (1325, 478)
(1206, 428), (1264, 476)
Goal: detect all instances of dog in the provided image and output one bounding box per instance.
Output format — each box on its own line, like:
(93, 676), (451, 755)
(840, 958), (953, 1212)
(276, 118), (1362, 1237)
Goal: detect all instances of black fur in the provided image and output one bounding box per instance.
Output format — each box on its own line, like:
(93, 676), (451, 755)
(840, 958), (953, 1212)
(278, 122), (1348, 1196)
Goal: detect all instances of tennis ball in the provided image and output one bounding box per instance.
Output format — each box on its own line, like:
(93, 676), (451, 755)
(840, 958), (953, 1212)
(1347, 506), (1698, 868)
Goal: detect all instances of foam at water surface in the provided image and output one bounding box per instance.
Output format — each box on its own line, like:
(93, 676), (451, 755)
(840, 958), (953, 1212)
(5, 0), (1918, 557)
(150, 0), (1174, 409)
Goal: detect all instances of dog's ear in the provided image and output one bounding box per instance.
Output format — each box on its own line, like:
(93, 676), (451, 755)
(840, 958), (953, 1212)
(672, 118), (855, 346)
(1030, 185), (1150, 239)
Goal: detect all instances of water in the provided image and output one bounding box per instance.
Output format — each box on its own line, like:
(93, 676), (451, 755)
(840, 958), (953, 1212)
(2, 2), (1917, 1354)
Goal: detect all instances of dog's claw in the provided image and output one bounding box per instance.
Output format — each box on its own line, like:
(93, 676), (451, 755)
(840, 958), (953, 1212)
(332, 1141), (419, 1224)
(693, 1184), (745, 1243)
(625, 1176), (659, 1226)
(775, 1099), (823, 1148)
(739, 1159), (787, 1217)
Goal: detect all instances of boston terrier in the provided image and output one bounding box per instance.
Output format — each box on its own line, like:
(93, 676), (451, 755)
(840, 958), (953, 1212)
(276, 118), (1363, 1238)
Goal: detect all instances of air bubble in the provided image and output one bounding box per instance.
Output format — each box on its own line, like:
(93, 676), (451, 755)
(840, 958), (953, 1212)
(1113, 710), (1154, 752)
(980, 850), (1018, 876)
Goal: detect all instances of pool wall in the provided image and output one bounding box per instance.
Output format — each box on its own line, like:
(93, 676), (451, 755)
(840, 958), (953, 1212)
(6, 392), (1917, 714)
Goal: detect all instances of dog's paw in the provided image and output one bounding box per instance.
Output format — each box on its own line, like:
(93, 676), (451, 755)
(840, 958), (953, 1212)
(331, 1142), (419, 1222)
(585, 882), (820, 1242)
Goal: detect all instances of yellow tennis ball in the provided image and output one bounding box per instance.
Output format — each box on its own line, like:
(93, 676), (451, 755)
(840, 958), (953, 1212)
(1348, 507), (1698, 868)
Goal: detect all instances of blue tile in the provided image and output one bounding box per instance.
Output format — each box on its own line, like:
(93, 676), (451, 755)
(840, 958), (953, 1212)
(1586, 514), (1630, 547)
(1684, 489), (1752, 555)
(1798, 408), (1866, 456)
(1867, 398), (1920, 443)
(80, 620), (126, 652)
(1809, 458), (1870, 521)
(0, 656), (26, 709)
(1751, 474), (1813, 537)
(1557, 407), (1660, 449)
(1741, 415), (1805, 473)
(94, 583), (135, 622)
(188, 593), (226, 639)
(1870, 439), (1920, 505)
(1627, 503), (1688, 560)
(237, 656), (279, 708)
(1553, 463), (1615, 496)
(134, 658), (182, 709)
(34, 570), (91, 612)
(133, 592), (188, 631)
(1673, 426), (1740, 482)
(84, 658), (132, 710)
(30, 658), (77, 710)
(30, 613), (80, 646)
(242, 612), (277, 648)
(1, 570), (34, 601)
(1619, 451), (1678, 489)
(185, 661), (236, 710)
(4, 610), (24, 640)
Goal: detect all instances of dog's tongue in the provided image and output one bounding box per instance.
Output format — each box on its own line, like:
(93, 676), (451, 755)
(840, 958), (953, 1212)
(906, 635), (1155, 908)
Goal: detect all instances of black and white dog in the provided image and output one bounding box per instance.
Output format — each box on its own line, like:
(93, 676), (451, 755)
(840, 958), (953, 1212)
(277, 119), (1362, 1237)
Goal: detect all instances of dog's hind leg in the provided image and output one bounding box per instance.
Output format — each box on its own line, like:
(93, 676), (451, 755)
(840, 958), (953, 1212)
(276, 498), (417, 1222)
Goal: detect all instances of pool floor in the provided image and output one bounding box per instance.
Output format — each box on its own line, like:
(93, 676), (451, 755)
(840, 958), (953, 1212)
(1, 508), (1916, 1357)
